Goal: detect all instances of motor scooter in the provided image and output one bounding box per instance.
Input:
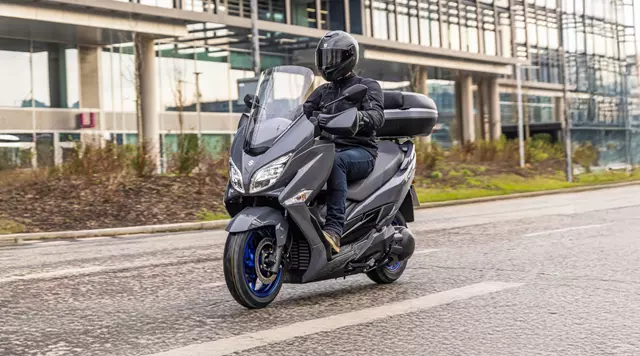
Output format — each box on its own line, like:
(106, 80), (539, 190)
(223, 65), (438, 308)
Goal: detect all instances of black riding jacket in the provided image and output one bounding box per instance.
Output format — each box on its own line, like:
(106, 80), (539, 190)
(303, 74), (385, 158)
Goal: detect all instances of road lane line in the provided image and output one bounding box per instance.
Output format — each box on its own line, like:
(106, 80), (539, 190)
(523, 223), (611, 237)
(201, 282), (226, 288)
(19, 240), (73, 246)
(145, 281), (523, 356)
(0, 267), (108, 283)
(77, 236), (115, 242)
(414, 248), (440, 255)
(0, 258), (214, 283)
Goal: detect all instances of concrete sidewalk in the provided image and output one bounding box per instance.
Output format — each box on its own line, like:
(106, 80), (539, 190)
(1, 180), (639, 247)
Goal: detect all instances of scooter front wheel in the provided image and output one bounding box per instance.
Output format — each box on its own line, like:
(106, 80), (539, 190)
(223, 229), (283, 309)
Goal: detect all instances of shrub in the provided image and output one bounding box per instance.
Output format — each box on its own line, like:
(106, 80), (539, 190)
(130, 142), (157, 177)
(430, 171), (442, 179)
(532, 133), (553, 144)
(0, 148), (32, 171)
(0, 149), (17, 171)
(64, 142), (130, 178)
(169, 134), (204, 176)
(451, 137), (520, 166)
(415, 140), (444, 173)
(573, 142), (600, 172)
(526, 137), (564, 164)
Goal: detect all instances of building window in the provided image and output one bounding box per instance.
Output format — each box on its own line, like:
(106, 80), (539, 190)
(0, 38), (79, 109)
(292, 0), (318, 28)
(0, 38), (31, 108)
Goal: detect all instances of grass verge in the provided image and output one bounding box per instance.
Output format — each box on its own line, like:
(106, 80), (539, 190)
(417, 170), (640, 203)
(0, 219), (26, 234)
(196, 209), (230, 222)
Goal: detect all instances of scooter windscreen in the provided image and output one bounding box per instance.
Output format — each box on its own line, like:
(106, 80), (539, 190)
(244, 66), (315, 154)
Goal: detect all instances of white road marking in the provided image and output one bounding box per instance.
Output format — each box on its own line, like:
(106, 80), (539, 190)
(523, 223), (611, 237)
(0, 266), (107, 283)
(0, 259), (205, 283)
(19, 240), (72, 246)
(414, 248), (440, 255)
(201, 282), (226, 288)
(145, 281), (523, 356)
(77, 236), (114, 242)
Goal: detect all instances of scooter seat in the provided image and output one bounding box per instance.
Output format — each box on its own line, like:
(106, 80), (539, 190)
(346, 141), (404, 202)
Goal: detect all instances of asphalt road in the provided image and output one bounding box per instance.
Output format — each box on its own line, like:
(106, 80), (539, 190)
(2, 186), (640, 356)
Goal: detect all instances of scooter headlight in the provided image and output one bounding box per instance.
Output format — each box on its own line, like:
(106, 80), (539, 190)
(229, 160), (244, 193)
(250, 154), (291, 194)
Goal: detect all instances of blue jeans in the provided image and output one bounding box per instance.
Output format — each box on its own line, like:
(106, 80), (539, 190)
(325, 148), (375, 236)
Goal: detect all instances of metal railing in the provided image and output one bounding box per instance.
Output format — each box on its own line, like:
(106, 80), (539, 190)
(112, 0), (209, 12)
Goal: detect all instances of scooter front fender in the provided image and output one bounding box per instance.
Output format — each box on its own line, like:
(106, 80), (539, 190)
(225, 206), (288, 247)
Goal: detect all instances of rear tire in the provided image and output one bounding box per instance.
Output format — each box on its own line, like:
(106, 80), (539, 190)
(366, 211), (409, 284)
(223, 229), (283, 309)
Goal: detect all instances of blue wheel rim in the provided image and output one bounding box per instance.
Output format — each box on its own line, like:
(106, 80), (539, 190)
(386, 217), (403, 271)
(385, 261), (402, 271)
(242, 232), (282, 298)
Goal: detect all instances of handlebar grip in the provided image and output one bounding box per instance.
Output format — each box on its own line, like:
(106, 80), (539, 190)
(320, 131), (335, 141)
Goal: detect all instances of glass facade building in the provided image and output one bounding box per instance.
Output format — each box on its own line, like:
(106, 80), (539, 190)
(0, 0), (638, 168)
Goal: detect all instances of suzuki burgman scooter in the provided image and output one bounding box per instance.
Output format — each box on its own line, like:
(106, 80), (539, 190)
(223, 65), (438, 309)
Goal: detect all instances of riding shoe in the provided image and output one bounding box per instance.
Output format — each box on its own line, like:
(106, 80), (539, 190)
(322, 230), (341, 253)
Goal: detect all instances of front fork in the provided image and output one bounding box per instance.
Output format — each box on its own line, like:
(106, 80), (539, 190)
(270, 245), (285, 273)
(269, 212), (288, 273)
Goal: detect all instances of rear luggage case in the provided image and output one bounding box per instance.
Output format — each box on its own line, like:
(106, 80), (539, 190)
(378, 91), (438, 138)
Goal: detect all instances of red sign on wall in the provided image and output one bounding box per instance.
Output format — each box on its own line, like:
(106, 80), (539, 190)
(76, 113), (96, 129)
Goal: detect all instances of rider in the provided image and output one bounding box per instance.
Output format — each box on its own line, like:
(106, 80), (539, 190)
(303, 31), (385, 253)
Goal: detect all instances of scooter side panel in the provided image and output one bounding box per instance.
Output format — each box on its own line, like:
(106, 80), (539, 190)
(286, 205), (329, 283)
(279, 142), (335, 205)
(276, 143), (336, 283)
(347, 147), (416, 222)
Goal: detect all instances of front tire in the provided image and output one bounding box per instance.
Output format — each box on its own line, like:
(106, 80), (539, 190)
(223, 229), (283, 309)
(366, 211), (409, 284)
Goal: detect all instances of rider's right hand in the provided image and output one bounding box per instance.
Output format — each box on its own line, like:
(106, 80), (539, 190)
(308, 115), (322, 137)
(318, 115), (329, 129)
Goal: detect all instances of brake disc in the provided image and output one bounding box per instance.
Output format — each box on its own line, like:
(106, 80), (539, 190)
(255, 238), (278, 284)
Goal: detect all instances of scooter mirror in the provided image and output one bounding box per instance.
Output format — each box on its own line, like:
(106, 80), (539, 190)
(342, 84), (368, 102)
(243, 94), (260, 109)
(237, 113), (249, 130)
(322, 107), (359, 137)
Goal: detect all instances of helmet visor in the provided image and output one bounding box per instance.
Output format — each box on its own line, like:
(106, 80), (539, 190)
(316, 48), (352, 70)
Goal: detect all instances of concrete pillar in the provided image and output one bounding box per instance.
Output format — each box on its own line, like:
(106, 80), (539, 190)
(459, 74), (475, 143)
(136, 35), (160, 166)
(78, 46), (103, 147)
(488, 77), (501, 140)
(79, 46), (102, 109)
(414, 66), (431, 145)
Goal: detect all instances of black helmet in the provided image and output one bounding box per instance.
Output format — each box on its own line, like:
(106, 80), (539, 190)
(315, 31), (359, 82)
